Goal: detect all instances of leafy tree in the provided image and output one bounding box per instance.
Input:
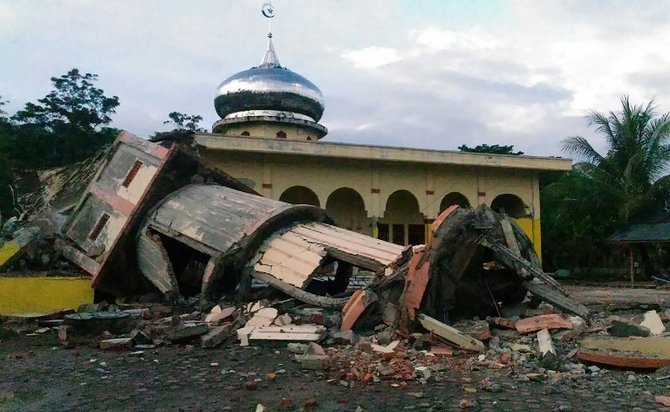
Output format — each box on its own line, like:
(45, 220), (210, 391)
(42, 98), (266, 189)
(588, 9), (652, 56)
(11, 69), (119, 167)
(542, 96), (670, 275)
(162, 112), (205, 133)
(458, 144), (524, 155)
(562, 96), (670, 221)
(0, 97), (16, 219)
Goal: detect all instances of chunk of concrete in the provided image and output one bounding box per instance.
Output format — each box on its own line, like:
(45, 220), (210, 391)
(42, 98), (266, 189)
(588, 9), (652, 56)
(295, 354), (329, 370)
(608, 317), (650, 337)
(204, 306), (236, 325)
(201, 324), (232, 349)
(100, 337), (134, 351)
(245, 308), (278, 327)
(168, 324), (209, 343)
(641, 310), (666, 336)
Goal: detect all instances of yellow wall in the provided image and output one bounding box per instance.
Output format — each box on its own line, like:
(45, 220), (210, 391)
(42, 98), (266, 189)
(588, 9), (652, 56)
(515, 218), (542, 260)
(0, 277), (94, 316)
(218, 123), (320, 141)
(201, 145), (545, 256)
(0, 242), (21, 266)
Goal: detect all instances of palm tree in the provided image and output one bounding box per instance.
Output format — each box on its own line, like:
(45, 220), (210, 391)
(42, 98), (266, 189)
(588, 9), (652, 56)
(543, 96), (670, 277)
(563, 96), (670, 222)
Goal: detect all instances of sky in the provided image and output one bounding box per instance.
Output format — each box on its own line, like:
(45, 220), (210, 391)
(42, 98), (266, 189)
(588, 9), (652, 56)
(2, 0), (670, 157)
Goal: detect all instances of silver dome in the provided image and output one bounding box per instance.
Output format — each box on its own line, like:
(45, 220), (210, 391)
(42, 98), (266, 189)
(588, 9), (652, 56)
(214, 35), (325, 122)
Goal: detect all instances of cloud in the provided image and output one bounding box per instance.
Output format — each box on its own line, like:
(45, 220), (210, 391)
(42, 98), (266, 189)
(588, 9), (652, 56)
(341, 46), (401, 69)
(1, 1), (669, 158)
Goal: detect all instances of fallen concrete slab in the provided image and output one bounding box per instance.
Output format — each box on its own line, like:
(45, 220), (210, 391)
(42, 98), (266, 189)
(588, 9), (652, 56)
(577, 336), (670, 369)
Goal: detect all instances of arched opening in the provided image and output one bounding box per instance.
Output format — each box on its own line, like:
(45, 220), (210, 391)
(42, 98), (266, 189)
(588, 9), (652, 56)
(380, 190), (424, 245)
(276, 130), (287, 139)
(491, 194), (527, 218)
(279, 186), (320, 207)
(306, 136), (312, 141)
(326, 188), (369, 235)
(439, 192), (470, 212)
(241, 131), (250, 136)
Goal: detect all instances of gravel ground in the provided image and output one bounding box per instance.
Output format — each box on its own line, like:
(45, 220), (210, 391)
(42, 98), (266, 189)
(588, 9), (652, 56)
(2, 329), (670, 412)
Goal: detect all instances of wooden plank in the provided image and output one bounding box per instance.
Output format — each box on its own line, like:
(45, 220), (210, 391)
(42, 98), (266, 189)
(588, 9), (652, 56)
(537, 328), (555, 356)
(516, 314), (573, 334)
(251, 271), (350, 308)
(249, 325), (326, 341)
(54, 240), (101, 277)
(500, 217), (526, 276)
(251, 325), (326, 334)
(417, 313), (485, 352)
(523, 280), (590, 319)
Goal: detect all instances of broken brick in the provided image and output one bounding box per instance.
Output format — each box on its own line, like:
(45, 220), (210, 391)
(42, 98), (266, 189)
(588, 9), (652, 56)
(515, 314), (572, 334)
(430, 346), (453, 357)
(306, 342), (326, 356)
(487, 316), (517, 330)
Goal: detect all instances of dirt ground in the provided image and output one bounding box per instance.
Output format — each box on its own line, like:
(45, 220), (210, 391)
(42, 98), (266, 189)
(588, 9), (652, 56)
(3, 286), (670, 411)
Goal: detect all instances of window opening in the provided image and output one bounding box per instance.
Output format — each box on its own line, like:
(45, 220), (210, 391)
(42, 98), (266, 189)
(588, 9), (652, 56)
(88, 213), (110, 241)
(122, 160), (143, 188)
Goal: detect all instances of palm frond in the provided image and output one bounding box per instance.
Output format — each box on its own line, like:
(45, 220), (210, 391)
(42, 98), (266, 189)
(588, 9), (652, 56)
(562, 136), (604, 164)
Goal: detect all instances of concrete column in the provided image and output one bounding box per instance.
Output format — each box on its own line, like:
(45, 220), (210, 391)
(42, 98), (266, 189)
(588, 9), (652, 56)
(371, 169), (381, 217)
(262, 163), (273, 198)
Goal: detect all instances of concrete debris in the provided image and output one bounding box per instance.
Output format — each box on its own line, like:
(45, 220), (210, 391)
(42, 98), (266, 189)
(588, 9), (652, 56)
(295, 354), (330, 370)
(245, 308), (278, 327)
(417, 313), (485, 353)
(17, 131), (670, 395)
(607, 316), (651, 337)
(515, 314), (573, 334)
(536, 329), (555, 356)
(168, 324), (209, 343)
(201, 324), (233, 349)
(641, 310), (666, 336)
(577, 336), (670, 369)
(99, 337), (134, 351)
(246, 325), (327, 342)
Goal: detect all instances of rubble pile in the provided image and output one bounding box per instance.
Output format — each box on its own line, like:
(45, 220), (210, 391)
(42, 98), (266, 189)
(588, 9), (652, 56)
(5, 132), (670, 403)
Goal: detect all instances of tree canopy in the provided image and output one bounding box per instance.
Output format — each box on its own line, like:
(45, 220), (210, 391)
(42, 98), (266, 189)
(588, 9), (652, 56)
(162, 112), (205, 133)
(458, 144), (524, 155)
(541, 96), (670, 274)
(7, 68), (119, 168)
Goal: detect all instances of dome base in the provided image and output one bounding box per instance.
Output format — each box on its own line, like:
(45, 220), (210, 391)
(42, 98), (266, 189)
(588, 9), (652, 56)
(212, 115), (327, 141)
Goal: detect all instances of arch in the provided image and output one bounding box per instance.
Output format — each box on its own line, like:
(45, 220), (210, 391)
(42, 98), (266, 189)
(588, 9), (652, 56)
(241, 131), (250, 136)
(326, 187), (370, 235)
(381, 190), (425, 245)
(439, 192), (470, 212)
(279, 186), (320, 207)
(276, 130), (287, 139)
(490, 193), (527, 218)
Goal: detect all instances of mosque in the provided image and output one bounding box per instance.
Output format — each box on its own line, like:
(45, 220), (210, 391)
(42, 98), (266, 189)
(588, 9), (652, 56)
(193, 11), (571, 257)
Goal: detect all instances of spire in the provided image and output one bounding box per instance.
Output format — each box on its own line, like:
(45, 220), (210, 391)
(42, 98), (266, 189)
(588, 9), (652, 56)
(259, 32), (280, 68)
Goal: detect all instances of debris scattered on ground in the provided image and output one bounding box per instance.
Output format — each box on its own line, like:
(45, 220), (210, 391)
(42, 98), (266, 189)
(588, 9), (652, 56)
(6, 130), (670, 409)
